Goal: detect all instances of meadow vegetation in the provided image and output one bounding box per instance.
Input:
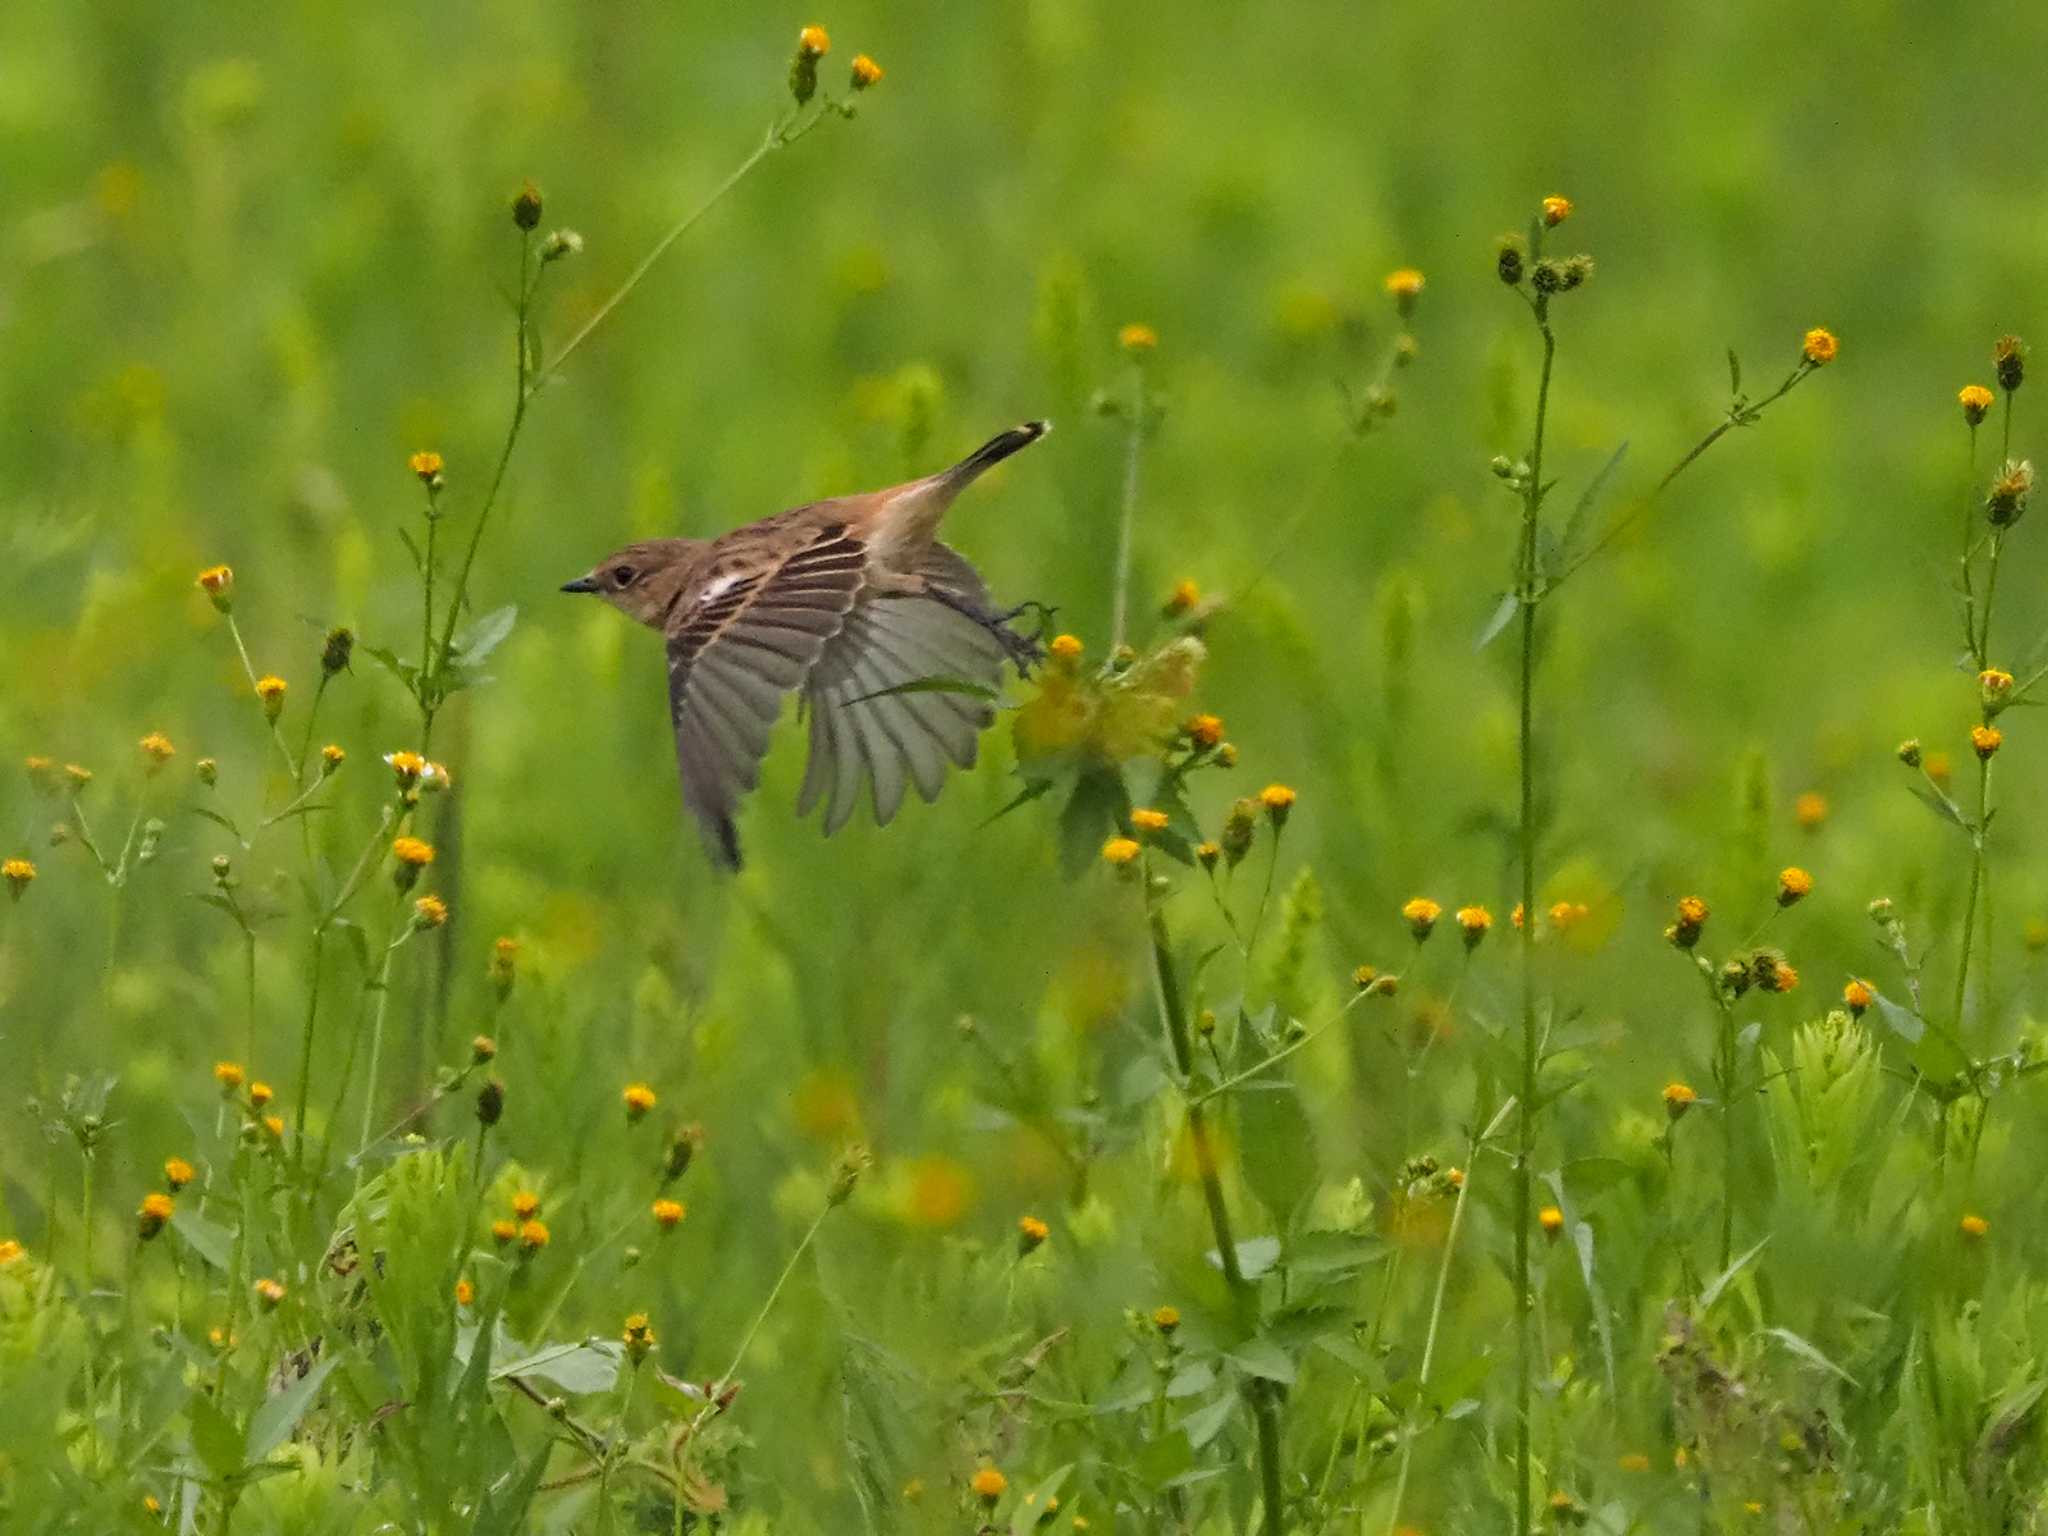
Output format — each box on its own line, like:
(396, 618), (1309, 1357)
(5, 7), (2048, 1533)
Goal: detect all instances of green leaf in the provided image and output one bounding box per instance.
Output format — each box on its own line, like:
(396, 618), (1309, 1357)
(359, 643), (421, 695)
(246, 1355), (338, 1462)
(1006, 1466), (1072, 1536)
(1906, 783), (1968, 830)
(453, 604), (519, 667)
(1699, 1235), (1770, 1311)
(188, 1392), (245, 1480)
(493, 1340), (623, 1395)
(1226, 1337), (1296, 1385)
(190, 807), (244, 842)
(469, 1428), (554, 1536)
(1180, 1392), (1237, 1450)
(172, 1209), (235, 1271)
(1474, 592), (1520, 652)
(1556, 440), (1629, 570)
(1056, 769), (1129, 880)
(1282, 1230), (1388, 1278)
(1872, 992), (1925, 1044)
(1765, 1326), (1860, 1387)
(1208, 1235), (1280, 1279)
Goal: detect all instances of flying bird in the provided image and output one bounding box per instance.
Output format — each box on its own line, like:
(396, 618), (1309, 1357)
(562, 421), (1050, 869)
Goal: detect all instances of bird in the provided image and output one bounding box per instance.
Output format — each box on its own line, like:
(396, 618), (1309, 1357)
(561, 420), (1051, 869)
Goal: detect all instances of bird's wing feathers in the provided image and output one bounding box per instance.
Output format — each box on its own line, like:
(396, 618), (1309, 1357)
(666, 524), (867, 867)
(797, 541), (1005, 834)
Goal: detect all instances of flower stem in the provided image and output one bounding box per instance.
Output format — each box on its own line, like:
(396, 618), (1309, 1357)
(1144, 864), (1285, 1530)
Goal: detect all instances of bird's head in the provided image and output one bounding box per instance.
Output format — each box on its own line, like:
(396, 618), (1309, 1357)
(560, 538), (705, 628)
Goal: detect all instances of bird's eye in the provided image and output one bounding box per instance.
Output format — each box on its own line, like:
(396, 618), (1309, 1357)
(609, 565), (637, 589)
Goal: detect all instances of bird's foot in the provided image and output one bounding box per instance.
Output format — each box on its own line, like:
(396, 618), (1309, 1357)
(990, 599), (1055, 676)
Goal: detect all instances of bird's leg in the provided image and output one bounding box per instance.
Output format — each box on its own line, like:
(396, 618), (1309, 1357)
(927, 586), (1046, 675)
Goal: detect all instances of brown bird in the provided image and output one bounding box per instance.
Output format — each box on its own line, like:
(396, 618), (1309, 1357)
(562, 421), (1050, 869)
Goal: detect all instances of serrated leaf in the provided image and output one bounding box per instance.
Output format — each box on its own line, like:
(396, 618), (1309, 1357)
(1210, 1235), (1281, 1280)
(1180, 1393), (1237, 1450)
(1225, 1337), (1296, 1384)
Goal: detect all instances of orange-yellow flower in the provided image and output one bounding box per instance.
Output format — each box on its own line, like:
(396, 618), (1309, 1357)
(1048, 633), (1084, 663)
(1663, 1082), (1696, 1120)
(972, 1467), (1008, 1501)
(1960, 1212), (1989, 1239)
(1017, 1214), (1050, 1254)
(1801, 328), (1838, 365)
(1538, 1205), (1564, 1237)
(409, 450), (444, 483)
(1541, 195), (1573, 226)
(623, 1082), (658, 1121)
(1152, 1304), (1181, 1333)
(1384, 268), (1425, 300)
(1960, 384), (1995, 425)
(850, 54), (884, 90)
(1795, 791), (1828, 829)
(1118, 323), (1158, 353)
(1130, 808), (1170, 836)
(518, 1219), (550, 1252)
(139, 732), (176, 770)
(1403, 897), (1441, 940)
(1972, 724), (2002, 760)
(1187, 713), (1224, 748)
(254, 675), (287, 720)
(254, 1277), (286, 1309)
(1844, 978), (1875, 1015)
(1101, 836), (1141, 867)
(196, 564), (234, 611)
(137, 1191), (174, 1239)
(455, 1277), (475, 1305)
(511, 1190), (541, 1220)
(652, 1198), (686, 1230)
(1777, 866), (1813, 906)
(490, 1218), (518, 1245)
(248, 1081), (273, 1109)
(413, 894), (449, 930)
(164, 1157), (196, 1191)
(213, 1061), (244, 1091)
(2, 857), (34, 900)
(1456, 905), (1491, 948)
(796, 24), (829, 57)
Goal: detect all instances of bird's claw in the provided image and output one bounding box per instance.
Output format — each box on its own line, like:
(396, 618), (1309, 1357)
(991, 599), (1055, 677)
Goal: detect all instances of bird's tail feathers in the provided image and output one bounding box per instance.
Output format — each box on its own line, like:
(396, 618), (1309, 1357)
(939, 420), (1051, 489)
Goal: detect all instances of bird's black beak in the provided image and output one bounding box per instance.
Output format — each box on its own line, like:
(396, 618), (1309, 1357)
(559, 575), (599, 594)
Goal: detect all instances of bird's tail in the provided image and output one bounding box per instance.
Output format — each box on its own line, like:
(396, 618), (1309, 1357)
(938, 420), (1051, 490)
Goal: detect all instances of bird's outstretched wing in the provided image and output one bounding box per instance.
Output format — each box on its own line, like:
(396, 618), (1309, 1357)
(797, 542), (1006, 834)
(666, 523), (867, 868)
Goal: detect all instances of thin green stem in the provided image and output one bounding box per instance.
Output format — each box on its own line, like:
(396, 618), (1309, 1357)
(290, 929), (325, 1179)
(1109, 361), (1148, 652)
(353, 911), (415, 1169)
(223, 613), (301, 784)
(683, 1200), (832, 1440)
(1143, 861), (1286, 1530)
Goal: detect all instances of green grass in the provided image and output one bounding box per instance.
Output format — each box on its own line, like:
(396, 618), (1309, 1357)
(5, 4), (2048, 1532)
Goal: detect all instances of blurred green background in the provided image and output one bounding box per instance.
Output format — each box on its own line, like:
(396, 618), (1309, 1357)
(6, 1), (2048, 1524)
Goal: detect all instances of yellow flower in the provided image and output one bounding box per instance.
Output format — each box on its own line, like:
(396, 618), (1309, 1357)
(2, 857), (35, 900)
(1960, 384), (1995, 425)
(652, 1197), (686, 1230)
(391, 836), (435, 889)
(1768, 961), (1800, 994)
(1794, 791), (1828, 829)
(1130, 808), (1170, 836)
(1617, 1452), (1651, 1473)
(213, 1061), (244, 1091)
(623, 1311), (656, 1362)
(511, 1190), (542, 1220)
(490, 1218), (518, 1245)
(409, 450), (444, 483)
(248, 1081), (273, 1108)
(1960, 1212), (1989, 1239)
(1195, 840), (1220, 869)
(1972, 724), (2002, 760)
(164, 1157), (195, 1191)
(624, 1082), (658, 1121)
(384, 750), (427, 787)
(1259, 784), (1297, 830)
(797, 24), (830, 57)
(1445, 1167), (1464, 1190)
(1777, 866), (1813, 906)
(139, 732), (176, 770)
(1187, 713), (1224, 748)
(320, 743), (346, 774)
(1048, 633), (1084, 663)
(455, 1277), (475, 1305)
(972, 1467), (1008, 1502)
(1844, 978), (1875, 1015)
(254, 675), (287, 720)
(1663, 1082), (1696, 1120)
(1118, 322), (1158, 353)
(1017, 1214), (1050, 1254)
(1541, 195), (1573, 226)
(850, 54), (884, 90)
(1981, 668), (2015, 707)
(518, 1218), (550, 1252)
(1402, 897), (1442, 940)
(1353, 964), (1378, 990)
(1101, 836), (1141, 867)
(1455, 905), (1492, 948)
(1165, 579), (1200, 616)
(137, 1191), (174, 1239)
(1384, 268), (1425, 301)
(1152, 1304), (1181, 1334)
(64, 763), (93, 791)
(472, 1034), (498, 1062)
(1538, 1205), (1565, 1237)
(1926, 750), (1952, 786)
(1987, 459), (2034, 526)
(254, 1277), (286, 1309)
(196, 564), (234, 612)
(1801, 327), (1838, 365)
(409, 894), (448, 931)
(1549, 900), (1589, 932)
(263, 1115), (285, 1140)
(0, 1239), (26, 1266)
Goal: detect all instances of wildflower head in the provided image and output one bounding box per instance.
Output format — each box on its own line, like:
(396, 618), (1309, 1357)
(254, 1277), (286, 1310)
(511, 180), (543, 230)
(469, 1034), (497, 1066)
(391, 836), (435, 890)
(1152, 1304), (1181, 1335)
(1186, 713), (1224, 749)
(195, 756), (217, 787)
(137, 1191), (174, 1240)
(412, 894), (449, 931)
(1538, 1205), (1565, 1238)
(196, 564), (234, 612)
(1550, 900), (1589, 933)
(164, 1156), (195, 1191)
(796, 23), (829, 57)
(1541, 195), (1573, 226)
(1101, 836), (1141, 869)
(1777, 867), (1814, 907)
(1972, 724), (2002, 760)
(1402, 897), (1441, 941)
(1765, 961), (1800, 994)
(384, 750), (426, 789)
(321, 627), (354, 676)
(1163, 579), (1201, 618)
(850, 54), (883, 91)
(1129, 808), (1170, 837)
(1927, 750), (1953, 786)
(2, 857), (35, 901)
(455, 1278), (474, 1306)
(1017, 1214), (1050, 1255)
(518, 1219), (550, 1254)
(623, 1082), (658, 1121)
(511, 1190), (542, 1221)
(409, 450), (444, 486)
(262, 1115), (285, 1141)
(1455, 905), (1492, 950)
(1118, 322), (1158, 354)
(623, 1312), (656, 1364)
(789, 27), (828, 105)
(1960, 1212), (1989, 1239)
(1897, 738), (1924, 768)
(1195, 840), (1221, 870)
(64, 763), (93, 792)
(1496, 233), (1526, 286)
(319, 743), (345, 777)
(247, 1081), (273, 1109)
(1048, 633), (1084, 666)
(1987, 460), (2033, 527)
(652, 1197), (686, 1231)
(972, 1467), (1008, 1503)
(1981, 668), (2015, 710)
(1995, 335), (2025, 393)
(1801, 328), (1838, 366)
(475, 1078), (505, 1127)
(1795, 792), (1828, 830)
(0, 1239), (24, 1267)
(490, 936), (520, 999)
(1670, 895), (1709, 950)
(139, 732), (175, 772)
(1662, 1082), (1697, 1121)
(1844, 978), (1875, 1016)
(1384, 268), (1425, 317)
(1960, 384), (1995, 426)
(490, 1218), (517, 1246)
(213, 1061), (244, 1093)
(828, 1143), (871, 1206)
(1259, 783), (1297, 828)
